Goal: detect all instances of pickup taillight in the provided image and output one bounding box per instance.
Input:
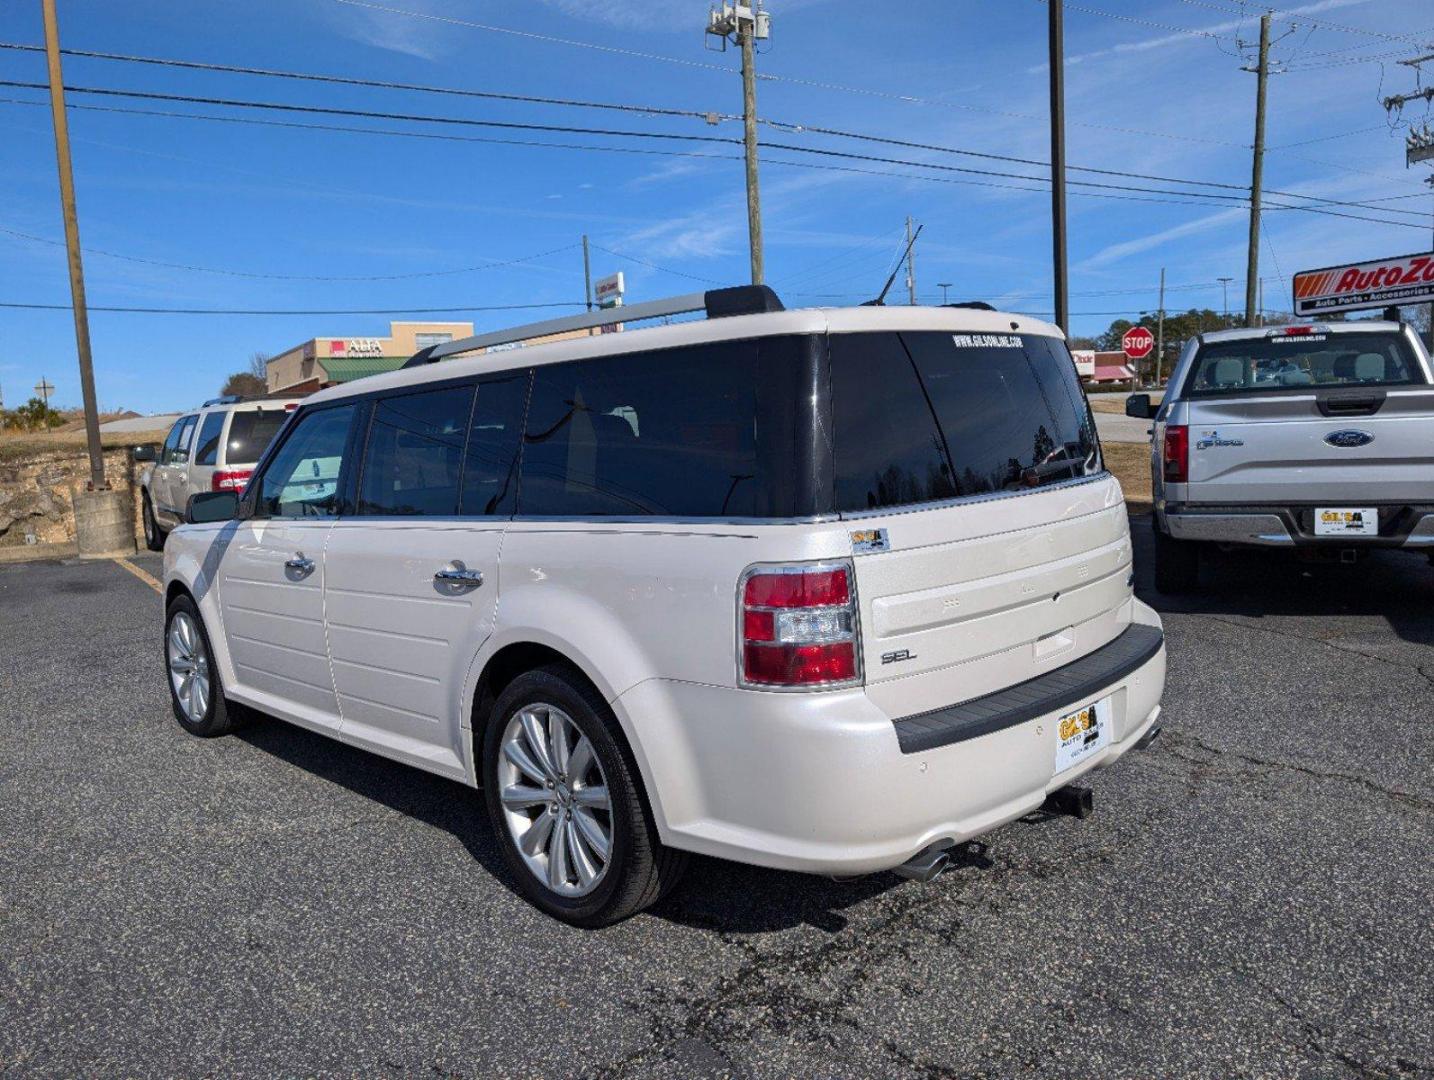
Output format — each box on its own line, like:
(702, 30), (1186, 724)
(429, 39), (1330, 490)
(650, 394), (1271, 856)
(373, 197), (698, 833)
(1163, 425), (1189, 483)
(212, 469), (252, 492)
(739, 562), (861, 689)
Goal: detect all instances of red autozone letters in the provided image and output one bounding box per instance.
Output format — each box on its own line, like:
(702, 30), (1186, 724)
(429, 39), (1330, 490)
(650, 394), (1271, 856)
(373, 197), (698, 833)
(1293, 252), (1434, 315)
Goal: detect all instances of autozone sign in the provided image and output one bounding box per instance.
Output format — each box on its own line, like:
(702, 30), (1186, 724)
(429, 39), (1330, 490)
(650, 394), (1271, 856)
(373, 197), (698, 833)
(1292, 252), (1434, 317)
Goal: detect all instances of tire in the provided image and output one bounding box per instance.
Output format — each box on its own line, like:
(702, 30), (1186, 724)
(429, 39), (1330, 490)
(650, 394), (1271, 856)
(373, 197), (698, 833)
(1152, 516), (1200, 594)
(482, 664), (686, 927)
(142, 492), (166, 552)
(164, 594), (243, 737)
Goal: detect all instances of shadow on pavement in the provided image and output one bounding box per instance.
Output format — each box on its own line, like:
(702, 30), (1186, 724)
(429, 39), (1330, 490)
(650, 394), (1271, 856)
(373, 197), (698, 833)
(1128, 511), (1434, 649)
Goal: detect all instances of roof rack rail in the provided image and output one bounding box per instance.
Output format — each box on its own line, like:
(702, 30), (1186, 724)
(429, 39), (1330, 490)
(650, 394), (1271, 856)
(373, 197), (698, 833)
(944, 301), (995, 311)
(405, 285), (784, 368)
(201, 394), (245, 407)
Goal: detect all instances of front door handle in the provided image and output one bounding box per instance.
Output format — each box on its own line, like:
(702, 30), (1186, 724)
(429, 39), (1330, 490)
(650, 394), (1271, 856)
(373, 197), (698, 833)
(434, 562), (483, 588)
(285, 553), (315, 576)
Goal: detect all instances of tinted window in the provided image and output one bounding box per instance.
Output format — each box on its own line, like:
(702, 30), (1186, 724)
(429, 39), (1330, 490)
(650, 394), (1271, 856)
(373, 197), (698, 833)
(161, 418), (187, 458)
(518, 339), (805, 517)
(358, 385), (474, 516)
(460, 373), (528, 516)
(227, 408), (289, 465)
(1184, 331), (1422, 395)
(831, 332), (1100, 512)
(164, 415), (198, 465)
(254, 405), (356, 519)
(193, 411), (226, 467)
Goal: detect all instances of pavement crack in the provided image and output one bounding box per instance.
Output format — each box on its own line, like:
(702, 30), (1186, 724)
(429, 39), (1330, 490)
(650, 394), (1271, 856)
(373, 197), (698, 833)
(1248, 973), (1425, 1080)
(1160, 731), (1432, 811)
(1182, 612), (1434, 688)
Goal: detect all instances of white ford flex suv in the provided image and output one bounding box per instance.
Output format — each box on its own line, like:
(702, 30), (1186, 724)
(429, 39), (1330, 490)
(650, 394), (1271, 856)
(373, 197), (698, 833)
(162, 286), (1167, 926)
(1127, 320), (1434, 592)
(135, 395), (298, 551)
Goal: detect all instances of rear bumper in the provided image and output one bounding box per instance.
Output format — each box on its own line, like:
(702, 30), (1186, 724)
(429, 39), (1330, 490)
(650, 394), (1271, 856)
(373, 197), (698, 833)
(1162, 505), (1434, 548)
(615, 604), (1166, 876)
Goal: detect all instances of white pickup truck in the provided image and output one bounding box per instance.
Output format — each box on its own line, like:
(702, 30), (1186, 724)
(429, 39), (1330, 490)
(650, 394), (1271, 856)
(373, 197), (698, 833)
(1127, 320), (1434, 592)
(135, 396), (297, 550)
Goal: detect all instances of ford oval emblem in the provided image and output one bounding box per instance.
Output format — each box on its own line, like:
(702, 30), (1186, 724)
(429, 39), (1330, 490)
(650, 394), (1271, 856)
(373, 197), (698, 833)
(1324, 430), (1374, 449)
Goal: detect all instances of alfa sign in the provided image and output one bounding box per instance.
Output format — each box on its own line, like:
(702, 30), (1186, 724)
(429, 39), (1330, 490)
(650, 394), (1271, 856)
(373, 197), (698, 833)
(1292, 252), (1434, 317)
(1121, 326), (1155, 361)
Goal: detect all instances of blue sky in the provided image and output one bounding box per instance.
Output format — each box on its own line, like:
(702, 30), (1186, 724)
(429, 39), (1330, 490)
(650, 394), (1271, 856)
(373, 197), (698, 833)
(1, 0), (1431, 413)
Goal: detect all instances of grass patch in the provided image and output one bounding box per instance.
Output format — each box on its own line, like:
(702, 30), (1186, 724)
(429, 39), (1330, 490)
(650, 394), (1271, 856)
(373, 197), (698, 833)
(1102, 441), (1151, 514)
(1087, 392), (1161, 416)
(0, 429), (167, 465)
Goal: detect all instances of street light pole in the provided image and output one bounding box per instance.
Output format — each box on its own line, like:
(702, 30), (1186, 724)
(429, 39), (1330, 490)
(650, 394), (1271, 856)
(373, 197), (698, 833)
(937, 282), (953, 305)
(1047, 0), (1070, 336)
(41, 0), (103, 490)
(1217, 276), (1234, 327)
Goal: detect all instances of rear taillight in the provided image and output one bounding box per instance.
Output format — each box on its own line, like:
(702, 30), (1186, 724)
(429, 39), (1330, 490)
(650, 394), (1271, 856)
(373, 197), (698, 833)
(212, 468), (252, 492)
(739, 562), (861, 689)
(1162, 425), (1188, 483)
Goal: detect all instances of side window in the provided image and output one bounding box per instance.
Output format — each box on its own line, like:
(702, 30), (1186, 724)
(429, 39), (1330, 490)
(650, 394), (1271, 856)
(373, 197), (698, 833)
(831, 334), (955, 512)
(253, 404), (356, 519)
(160, 418), (187, 464)
(460, 373), (529, 516)
(165, 415), (198, 466)
(517, 341), (785, 517)
(357, 385), (474, 516)
(193, 411), (227, 467)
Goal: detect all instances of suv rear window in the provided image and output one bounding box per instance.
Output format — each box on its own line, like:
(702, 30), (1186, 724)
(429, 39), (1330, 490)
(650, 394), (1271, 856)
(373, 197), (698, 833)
(1184, 330), (1422, 395)
(226, 408), (289, 466)
(517, 337), (809, 518)
(831, 332), (1100, 513)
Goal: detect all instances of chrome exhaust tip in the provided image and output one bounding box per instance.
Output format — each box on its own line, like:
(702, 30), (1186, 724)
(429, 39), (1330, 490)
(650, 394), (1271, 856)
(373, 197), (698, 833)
(892, 843), (953, 884)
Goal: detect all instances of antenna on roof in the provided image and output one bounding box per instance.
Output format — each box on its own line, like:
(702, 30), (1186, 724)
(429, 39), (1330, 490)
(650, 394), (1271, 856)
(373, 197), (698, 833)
(863, 223), (924, 306)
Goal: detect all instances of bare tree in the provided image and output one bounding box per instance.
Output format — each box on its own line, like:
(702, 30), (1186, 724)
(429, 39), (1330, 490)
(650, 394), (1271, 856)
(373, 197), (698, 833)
(248, 351), (270, 380)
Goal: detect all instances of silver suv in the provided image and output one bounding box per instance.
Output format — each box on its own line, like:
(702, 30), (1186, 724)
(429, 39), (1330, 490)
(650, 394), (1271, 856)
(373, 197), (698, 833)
(1127, 320), (1434, 591)
(135, 395), (298, 550)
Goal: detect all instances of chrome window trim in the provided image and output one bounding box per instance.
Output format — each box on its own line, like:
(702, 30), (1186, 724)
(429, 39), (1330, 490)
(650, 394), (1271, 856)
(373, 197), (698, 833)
(837, 471), (1111, 522)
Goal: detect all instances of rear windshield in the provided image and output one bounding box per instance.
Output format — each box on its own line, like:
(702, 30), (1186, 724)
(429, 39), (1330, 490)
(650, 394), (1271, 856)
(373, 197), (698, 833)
(226, 408), (290, 466)
(830, 331), (1100, 513)
(1184, 331), (1423, 396)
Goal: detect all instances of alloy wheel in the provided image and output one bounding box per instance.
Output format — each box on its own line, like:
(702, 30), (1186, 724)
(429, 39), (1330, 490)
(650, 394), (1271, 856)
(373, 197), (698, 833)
(167, 611), (211, 723)
(497, 703), (613, 897)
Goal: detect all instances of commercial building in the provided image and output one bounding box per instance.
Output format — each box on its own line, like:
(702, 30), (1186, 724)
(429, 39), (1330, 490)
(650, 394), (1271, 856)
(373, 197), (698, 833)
(265, 322), (474, 395)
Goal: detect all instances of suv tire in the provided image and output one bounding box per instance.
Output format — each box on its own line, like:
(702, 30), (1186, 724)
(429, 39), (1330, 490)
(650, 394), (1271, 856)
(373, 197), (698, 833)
(142, 492), (165, 551)
(482, 664), (687, 927)
(1152, 516), (1200, 594)
(164, 594), (243, 736)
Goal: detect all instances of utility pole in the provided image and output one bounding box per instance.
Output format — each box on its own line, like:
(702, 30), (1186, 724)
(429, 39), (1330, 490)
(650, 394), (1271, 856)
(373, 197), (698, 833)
(1047, 0), (1069, 335)
(707, 3), (770, 285)
(905, 216), (917, 305)
(937, 282), (953, 305)
(1217, 276), (1234, 327)
(41, 0), (103, 491)
(1386, 73), (1434, 349)
(1243, 13), (1271, 328)
(1156, 267), (1166, 386)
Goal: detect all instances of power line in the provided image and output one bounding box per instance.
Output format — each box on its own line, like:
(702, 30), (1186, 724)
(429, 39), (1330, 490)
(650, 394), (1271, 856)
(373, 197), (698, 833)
(8, 78), (1426, 223)
(0, 42), (738, 124)
(0, 225), (578, 281)
(586, 243), (724, 285)
(0, 300), (584, 315)
(1169, 0), (1434, 47)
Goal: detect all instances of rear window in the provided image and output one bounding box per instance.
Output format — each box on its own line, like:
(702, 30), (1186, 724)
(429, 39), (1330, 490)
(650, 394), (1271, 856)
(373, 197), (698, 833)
(831, 332), (1100, 513)
(226, 408), (289, 466)
(517, 337), (808, 517)
(1184, 330), (1422, 396)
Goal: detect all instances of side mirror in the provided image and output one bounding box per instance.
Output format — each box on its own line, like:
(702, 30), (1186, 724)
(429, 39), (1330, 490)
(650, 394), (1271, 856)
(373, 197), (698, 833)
(1124, 393), (1153, 420)
(132, 443), (158, 463)
(186, 491), (238, 524)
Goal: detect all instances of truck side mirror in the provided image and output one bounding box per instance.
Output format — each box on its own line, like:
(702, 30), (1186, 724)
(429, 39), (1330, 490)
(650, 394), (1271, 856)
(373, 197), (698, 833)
(1124, 394), (1153, 420)
(186, 491), (238, 524)
(132, 443), (158, 463)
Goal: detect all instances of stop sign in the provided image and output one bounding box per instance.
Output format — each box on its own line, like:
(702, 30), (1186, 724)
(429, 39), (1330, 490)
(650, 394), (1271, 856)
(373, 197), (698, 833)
(1122, 325), (1155, 361)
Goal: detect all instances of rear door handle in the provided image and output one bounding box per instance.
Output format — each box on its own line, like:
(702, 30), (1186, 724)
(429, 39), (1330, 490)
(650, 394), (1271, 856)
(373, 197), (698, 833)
(434, 563), (483, 587)
(285, 553), (315, 575)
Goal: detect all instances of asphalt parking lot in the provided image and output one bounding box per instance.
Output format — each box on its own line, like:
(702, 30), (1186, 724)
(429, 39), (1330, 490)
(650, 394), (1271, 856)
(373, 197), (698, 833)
(2, 521), (1431, 1079)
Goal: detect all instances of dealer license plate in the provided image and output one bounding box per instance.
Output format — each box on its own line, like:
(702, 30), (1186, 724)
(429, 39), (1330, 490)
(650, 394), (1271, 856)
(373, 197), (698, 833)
(1315, 508), (1378, 536)
(1055, 698), (1112, 775)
